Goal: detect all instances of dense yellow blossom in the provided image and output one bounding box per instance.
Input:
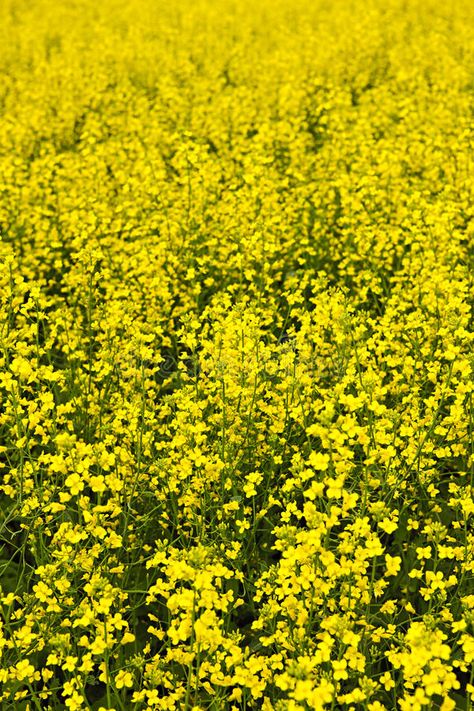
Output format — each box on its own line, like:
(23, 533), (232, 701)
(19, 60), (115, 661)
(0, 0), (473, 708)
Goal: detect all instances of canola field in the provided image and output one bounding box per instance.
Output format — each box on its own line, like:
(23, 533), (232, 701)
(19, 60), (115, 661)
(1, 0), (474, 709)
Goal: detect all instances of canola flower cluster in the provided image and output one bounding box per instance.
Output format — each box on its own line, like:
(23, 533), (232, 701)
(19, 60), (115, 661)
(1, 0), (474, 709)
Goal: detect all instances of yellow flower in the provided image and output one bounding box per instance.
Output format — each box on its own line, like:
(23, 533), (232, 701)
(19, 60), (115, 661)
(384, 554), (402, 577)
(378, 518), (398, 535)
(332, 659), (348, 681)
(416, 546), (431, 560)
(65, 473), (84, 496)
(308, 452), (330, 471)
(15, 659), (35, 681)
(115, 669), (134, 689)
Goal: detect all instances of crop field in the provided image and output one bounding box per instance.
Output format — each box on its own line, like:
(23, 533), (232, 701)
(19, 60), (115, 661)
(0, 0), (474, 709)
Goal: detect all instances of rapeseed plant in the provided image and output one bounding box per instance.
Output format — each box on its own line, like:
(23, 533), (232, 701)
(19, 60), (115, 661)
(0, 0), (473, 708)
